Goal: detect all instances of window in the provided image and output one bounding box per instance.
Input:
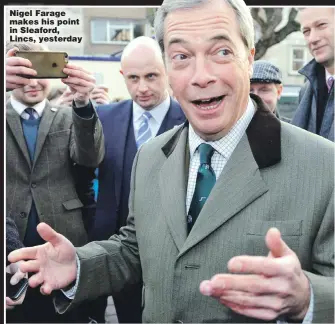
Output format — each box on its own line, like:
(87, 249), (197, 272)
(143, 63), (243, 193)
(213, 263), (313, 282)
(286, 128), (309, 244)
(91, 19), (146, 44)
(290, 47), (308, 74)
(93, 72), (104, 85)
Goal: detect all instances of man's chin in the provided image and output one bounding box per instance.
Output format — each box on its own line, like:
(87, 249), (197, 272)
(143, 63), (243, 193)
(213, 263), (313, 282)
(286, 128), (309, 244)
(315, 54), (333, 67)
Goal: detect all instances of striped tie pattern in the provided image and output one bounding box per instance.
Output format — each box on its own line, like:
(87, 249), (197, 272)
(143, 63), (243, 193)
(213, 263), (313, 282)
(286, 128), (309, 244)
(136, 112), (152, 148)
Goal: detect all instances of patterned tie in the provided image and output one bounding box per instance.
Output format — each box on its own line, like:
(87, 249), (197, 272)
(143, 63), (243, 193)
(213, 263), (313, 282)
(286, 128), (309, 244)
(327, 76), (334, 93)
(136, 112), (152, 148)
(24, 107), (37, 120)
(187, 143), (216, 233)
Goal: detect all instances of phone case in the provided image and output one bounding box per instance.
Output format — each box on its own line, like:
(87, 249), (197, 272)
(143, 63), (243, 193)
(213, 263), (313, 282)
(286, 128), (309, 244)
(6, 272), (29, 301)
(15, 51), (69, 79)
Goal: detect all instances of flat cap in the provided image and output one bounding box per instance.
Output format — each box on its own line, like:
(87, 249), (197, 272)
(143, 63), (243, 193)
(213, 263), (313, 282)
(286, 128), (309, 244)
(251, 60), (282, 84)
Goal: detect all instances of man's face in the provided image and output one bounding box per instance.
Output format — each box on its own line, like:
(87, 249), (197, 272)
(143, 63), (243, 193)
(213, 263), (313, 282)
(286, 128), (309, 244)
(164, 0), (254, 141)
(250, 83), (282, 113)
(122, 47), (168, 110)
(299, 8), (334, 68)
(12, 78), (51, 106)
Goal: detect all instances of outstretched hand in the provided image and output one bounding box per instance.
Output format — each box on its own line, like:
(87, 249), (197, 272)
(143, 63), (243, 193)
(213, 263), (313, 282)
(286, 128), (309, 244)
(8, 223), (78, 295)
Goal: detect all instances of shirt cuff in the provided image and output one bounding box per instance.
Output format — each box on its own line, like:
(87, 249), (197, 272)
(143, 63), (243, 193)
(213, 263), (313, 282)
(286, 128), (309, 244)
(276, 282), (314, 324)
(60, 254), (81, 300)
(72, 100), (94, 119)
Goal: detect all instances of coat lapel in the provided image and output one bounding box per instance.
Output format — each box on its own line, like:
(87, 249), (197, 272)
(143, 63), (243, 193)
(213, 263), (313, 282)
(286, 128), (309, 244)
(32, 102), (57, 169)
(178, 134), (269, 258)
(6, 102), (32, 168)
(159, 126), (189, 251)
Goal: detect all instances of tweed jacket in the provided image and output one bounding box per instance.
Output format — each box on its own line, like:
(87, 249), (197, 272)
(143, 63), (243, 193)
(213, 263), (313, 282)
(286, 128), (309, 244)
(6, 101), (105, 247)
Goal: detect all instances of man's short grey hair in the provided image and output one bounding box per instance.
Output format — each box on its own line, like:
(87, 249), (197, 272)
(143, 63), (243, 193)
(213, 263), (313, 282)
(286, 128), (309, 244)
(6, 38), (47, 54)
(154, 0), (255, 54)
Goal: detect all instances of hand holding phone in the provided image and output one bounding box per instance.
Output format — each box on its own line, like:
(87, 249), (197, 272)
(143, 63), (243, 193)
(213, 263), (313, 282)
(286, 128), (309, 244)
(6, 47), (37, 90)
(6, 262), (29, 309)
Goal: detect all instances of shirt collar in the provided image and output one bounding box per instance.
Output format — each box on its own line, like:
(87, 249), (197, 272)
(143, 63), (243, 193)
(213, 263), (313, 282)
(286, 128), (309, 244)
(133, 94), (170, 124)
(189, 96), (256, 158)
(10, 95), (46, 117)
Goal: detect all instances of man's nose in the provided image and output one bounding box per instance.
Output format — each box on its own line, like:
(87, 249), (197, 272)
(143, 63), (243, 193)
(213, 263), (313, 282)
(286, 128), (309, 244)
(190, 57), (217, 88)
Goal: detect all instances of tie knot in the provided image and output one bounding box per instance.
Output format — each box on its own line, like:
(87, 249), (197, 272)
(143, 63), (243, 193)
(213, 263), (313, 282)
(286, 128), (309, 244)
(198, 143), (214, 165)
(24, 108), (36, 120)
(327, 76), (334, 92)
(142, 111), (152, 121)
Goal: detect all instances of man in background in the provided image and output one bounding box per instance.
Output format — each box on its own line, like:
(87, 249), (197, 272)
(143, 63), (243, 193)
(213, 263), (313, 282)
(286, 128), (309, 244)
(5, 41), (104, 323)
(90, 36), (186, 323)
(291, 7), (334, 141)
(250, 60), (283, 119)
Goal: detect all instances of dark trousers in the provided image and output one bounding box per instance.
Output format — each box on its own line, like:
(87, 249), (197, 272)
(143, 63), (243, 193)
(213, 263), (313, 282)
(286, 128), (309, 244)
(6, 286), (90, 323)
(86, 283), (143, 323)
(113, 282), (143, 323)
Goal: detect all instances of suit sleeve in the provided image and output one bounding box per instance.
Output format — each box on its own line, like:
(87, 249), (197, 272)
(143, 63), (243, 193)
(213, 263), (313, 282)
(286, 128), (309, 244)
(303, 188), (334, 323)
(69, 101), (105, 167)
(54, 147), (142, 314)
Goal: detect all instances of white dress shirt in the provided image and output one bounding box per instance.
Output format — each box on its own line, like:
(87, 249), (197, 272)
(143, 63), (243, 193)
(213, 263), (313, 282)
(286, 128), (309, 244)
(10, 95), (46, 119)
(133, 95), (170, 139)
(186, 96), (255, 212)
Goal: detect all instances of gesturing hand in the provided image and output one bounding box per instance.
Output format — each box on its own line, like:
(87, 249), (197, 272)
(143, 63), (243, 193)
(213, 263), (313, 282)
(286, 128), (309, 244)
(8, 222), (78, 295)
(199, 228), (310, 321)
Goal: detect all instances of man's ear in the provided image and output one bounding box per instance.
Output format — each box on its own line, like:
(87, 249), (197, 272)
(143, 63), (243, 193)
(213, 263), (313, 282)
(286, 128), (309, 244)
(276, 84), (283, 99)
(248, 48), (255, 78)
(120, 70), (123, 75)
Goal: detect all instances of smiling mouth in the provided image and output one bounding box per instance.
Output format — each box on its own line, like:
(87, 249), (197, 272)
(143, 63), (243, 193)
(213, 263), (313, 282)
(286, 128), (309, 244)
(191, 95), (225, 110)
(25, 90), (41, 93)
(313, 45), (326, 52)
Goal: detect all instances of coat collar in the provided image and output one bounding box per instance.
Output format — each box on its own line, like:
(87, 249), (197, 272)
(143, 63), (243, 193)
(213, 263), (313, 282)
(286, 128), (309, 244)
(161, 93), (281, 170)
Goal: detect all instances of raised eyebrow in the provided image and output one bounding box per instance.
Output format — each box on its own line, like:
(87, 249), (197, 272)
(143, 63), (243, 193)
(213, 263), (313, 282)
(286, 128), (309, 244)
(167, 37), (188, 48)
(209, 34), (232, 43)
(168, 34), (232, 47)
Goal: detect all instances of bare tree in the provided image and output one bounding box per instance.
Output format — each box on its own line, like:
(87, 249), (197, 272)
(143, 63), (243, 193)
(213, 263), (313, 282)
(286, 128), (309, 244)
(252, 8), (301, 60)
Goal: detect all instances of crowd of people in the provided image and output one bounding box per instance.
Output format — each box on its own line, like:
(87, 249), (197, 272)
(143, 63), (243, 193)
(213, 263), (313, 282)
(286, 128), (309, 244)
(5, 1), (334, 323)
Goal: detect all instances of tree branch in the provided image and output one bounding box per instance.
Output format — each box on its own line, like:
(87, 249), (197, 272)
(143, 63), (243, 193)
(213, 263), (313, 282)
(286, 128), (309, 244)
(255, 18), (301, 60)
(251, 8), (266, 30)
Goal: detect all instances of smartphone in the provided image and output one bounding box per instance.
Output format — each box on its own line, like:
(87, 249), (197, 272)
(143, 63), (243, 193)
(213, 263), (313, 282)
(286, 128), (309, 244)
(15, 51), (69, 79)
(6, 272), (29, 301)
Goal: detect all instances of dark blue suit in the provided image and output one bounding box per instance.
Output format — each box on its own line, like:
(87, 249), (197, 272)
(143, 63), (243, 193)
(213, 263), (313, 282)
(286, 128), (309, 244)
(90, 98), (185, 323)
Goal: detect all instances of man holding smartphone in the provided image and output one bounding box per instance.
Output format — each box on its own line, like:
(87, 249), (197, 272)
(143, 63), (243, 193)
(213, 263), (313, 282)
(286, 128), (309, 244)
(5, 41), (105, 323)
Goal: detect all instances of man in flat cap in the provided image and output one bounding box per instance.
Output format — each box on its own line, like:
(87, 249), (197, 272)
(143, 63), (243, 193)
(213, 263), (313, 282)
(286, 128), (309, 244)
(250, 60), (283, 118)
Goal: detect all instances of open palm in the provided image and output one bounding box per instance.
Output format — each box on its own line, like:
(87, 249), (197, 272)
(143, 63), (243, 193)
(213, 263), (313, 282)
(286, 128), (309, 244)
(8, 223), (78, 295)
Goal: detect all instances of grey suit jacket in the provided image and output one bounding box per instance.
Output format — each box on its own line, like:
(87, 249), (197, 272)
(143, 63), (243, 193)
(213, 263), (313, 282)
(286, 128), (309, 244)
(56, 96), (334, 323)
(6, 101), (105, 247)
